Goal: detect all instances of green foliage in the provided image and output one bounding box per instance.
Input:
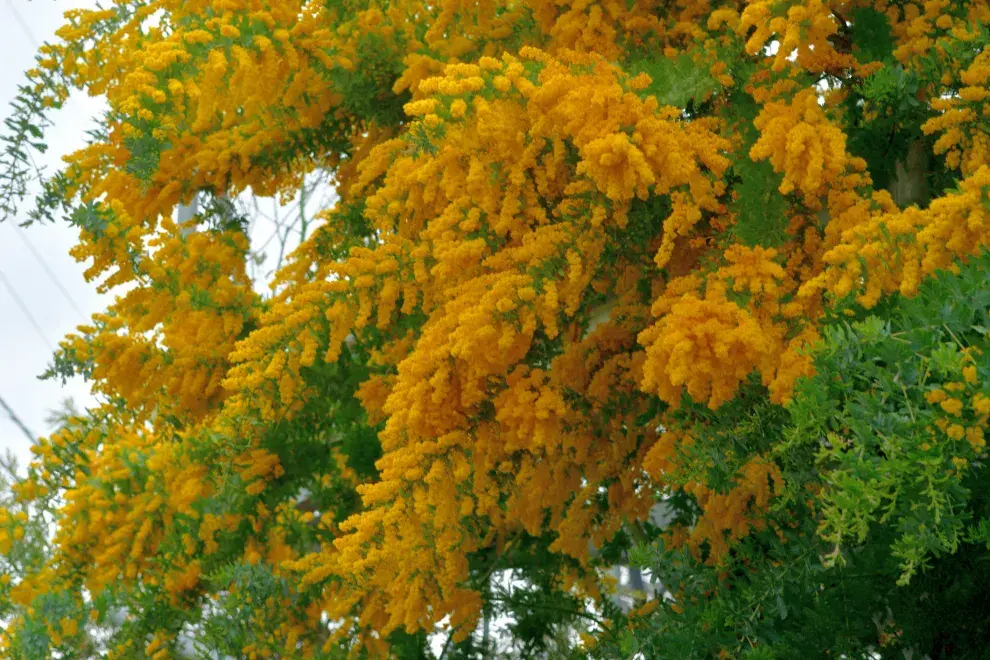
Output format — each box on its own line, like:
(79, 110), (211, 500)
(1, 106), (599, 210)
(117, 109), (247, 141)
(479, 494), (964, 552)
(0, 82), (57, 225)
(849, 7), (895, 65)
(728, 158), (789, 247)
(844, 65), (927, 194)
(329, 32), (411, 127)
(628, 50), (718, 110)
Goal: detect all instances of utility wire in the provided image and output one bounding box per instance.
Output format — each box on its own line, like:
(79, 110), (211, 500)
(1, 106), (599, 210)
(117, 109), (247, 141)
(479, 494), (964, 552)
(3, 4), (88, 325)
(6, 0), (39, 49)
(0, 267), (54, 351)
(9, 224), (88, 320)
(0, 393), (35, 442)
(1, 3), (52, 447)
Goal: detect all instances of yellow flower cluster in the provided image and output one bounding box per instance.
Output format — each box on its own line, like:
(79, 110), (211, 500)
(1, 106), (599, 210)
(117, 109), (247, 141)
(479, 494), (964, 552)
(643, 431), (783, 563)
(61, 225), (256, 423)
(923, 354), (989, 483)
(924, 49), (990, 174)
(805, 166), (990, 307)
(681, 456), (784, 563)
(640, 291), (775, 409)
(750, 89), (851, 200)
(883, 0), (988, 64)
(739, 0), (853, 75)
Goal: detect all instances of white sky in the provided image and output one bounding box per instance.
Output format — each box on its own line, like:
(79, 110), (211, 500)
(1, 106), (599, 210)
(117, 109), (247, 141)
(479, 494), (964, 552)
(1, 0), (104, 470)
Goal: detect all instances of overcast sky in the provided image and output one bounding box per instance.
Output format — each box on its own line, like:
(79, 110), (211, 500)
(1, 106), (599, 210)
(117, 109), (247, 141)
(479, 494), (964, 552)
(1, 0), (104, 470)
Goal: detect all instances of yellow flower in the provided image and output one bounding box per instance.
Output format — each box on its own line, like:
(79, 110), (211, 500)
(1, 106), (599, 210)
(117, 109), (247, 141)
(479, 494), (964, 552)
(941, 398), (964, 416)
(640, 293), (774, 409)
(449, 98), (467, 118)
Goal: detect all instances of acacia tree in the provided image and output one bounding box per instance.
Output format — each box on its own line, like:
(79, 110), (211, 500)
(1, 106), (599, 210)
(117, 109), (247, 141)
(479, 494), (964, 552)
(1, 0), (989, 657)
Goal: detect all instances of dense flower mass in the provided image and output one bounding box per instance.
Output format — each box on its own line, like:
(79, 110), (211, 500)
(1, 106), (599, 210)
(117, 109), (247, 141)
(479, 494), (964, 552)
(1, 0), (989, 657)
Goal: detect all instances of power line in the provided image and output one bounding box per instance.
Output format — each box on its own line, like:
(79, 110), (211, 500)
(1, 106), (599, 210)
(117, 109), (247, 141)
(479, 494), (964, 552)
(0, 393), (35, 442)
(4, 2), (90, 323)
(5, 0), (39, 49)
(10, 224), (88, 320)
(2, 2), (52, 446)
(0, 267), (54, 351)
